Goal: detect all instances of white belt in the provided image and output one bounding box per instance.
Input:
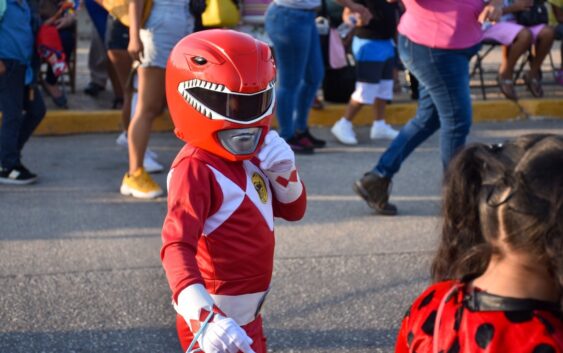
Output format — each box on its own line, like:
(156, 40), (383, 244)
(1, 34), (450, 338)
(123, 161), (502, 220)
(210, 290), (269, 326)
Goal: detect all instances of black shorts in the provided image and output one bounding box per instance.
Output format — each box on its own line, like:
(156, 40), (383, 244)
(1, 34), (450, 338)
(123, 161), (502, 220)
(105, 15), (129, 50)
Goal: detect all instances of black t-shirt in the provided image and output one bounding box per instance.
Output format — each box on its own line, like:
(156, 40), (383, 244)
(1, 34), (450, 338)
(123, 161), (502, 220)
(353, 0), (398, 40)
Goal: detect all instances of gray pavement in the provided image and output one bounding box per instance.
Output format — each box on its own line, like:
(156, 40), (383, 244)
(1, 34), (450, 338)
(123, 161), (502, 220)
(1, 119), (563, 353)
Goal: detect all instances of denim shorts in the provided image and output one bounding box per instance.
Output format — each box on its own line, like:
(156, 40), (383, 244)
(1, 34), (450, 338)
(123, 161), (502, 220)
(139, 1), (194, 68)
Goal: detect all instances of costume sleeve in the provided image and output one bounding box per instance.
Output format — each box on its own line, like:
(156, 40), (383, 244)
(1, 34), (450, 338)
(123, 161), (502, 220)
(161, 159), (218, 302)
(267, 166), (307, 221)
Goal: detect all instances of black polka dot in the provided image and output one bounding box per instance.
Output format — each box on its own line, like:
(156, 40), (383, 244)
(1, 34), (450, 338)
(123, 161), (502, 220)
(453, 306), (463, 331)
(505, 310), (534, 323)
(536, 315), (554, 334)
(421, 310), (437, 336)
(447, 339), (460, 353)
(532, 344), (556, 353)
(407, 331), (414, 347)
(418, 290), (436, 310)
(475, 323), (495, 349)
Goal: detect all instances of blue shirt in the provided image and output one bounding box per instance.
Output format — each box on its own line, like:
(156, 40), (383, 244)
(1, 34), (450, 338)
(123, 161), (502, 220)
(0, 0), (33, 64)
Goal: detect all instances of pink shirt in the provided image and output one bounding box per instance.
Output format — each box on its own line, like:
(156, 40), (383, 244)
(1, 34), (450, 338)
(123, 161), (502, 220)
(398, 0), (485, 49)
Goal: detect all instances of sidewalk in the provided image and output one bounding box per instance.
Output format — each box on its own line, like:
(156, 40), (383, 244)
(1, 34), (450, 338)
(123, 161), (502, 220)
(27, 10), (563, 135)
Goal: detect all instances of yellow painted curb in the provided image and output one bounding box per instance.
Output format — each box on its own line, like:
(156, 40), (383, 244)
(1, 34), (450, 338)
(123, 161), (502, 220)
(1, 98), (560, 136)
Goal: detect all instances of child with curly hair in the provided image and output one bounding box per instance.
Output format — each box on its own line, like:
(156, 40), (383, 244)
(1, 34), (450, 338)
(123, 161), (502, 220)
(396, 134), (563, 353)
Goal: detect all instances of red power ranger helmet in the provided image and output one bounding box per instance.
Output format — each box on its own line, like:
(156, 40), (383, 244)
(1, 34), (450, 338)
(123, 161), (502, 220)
(166, 29), (276, 161)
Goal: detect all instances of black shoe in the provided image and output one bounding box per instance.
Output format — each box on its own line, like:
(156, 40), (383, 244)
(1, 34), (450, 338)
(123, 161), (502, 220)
(286, 135), (315, 155)
(298, 128), (326, 148)
(112, 97), (124, 109)
(0, 164), (38, 185)
(353, 172), (397, 215)
(84, 82), (105, 97)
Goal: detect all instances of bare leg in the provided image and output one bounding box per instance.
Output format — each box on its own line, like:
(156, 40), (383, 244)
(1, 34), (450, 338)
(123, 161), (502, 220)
(127, 66), (165, 174)
(343, 99), (363, 122)
(529, 26), (555, 77)
(499, 28), (532, 79)
(107, 49), (133, 130)
(372, 98), (386, 122)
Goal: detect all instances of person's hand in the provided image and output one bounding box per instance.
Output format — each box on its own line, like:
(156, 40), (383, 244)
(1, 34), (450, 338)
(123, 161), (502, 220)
(54, 12), (76, 29)
(257, 130), (295, 173)
(479, 2), (504, 23)
(347, 3), (372, 24)
(128, 36), (144, 61)
(199, 316), (256, 353)
(0, 60), (5, 76)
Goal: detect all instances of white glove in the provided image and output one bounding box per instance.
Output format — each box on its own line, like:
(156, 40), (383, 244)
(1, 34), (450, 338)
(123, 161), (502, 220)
(199, 315), (256, 353)
(257, 130), (295, 173)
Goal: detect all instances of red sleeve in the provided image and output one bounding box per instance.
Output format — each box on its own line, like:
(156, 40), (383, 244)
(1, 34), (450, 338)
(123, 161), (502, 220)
(272, 181), (307, 221)
(160, 158), (219, 302)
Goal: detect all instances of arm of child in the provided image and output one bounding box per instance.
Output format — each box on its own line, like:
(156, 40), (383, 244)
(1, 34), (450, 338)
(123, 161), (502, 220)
(257, 131), (306, 221)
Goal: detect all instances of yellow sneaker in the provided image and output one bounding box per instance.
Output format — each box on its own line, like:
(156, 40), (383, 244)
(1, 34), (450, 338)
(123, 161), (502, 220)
(120, 168), (163, 199)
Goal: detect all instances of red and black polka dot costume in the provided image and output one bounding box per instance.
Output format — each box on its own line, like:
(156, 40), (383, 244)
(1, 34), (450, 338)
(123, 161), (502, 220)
(395, 280), (563, 353)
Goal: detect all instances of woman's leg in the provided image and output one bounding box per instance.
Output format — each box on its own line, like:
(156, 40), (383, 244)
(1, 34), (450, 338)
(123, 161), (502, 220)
(293, 18), (324, 134)
(127, 66), (165, 174)
(499, 28), (532, 79)
(107, 49), (133, 129)
(265, 5), (315, 140)
(530, 25), (556, 77)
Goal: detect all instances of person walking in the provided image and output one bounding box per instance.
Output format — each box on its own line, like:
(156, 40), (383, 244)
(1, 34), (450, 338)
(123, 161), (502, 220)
(353, 0), (503, 215)
(331, 1), (400, 145)
(0, 0), (46, 184)
(264, 0), (372, 154)
(119, 0), (194, 199)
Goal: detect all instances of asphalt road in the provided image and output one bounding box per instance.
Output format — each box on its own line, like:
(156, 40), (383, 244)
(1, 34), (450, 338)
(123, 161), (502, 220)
(1, 119), (562, 353)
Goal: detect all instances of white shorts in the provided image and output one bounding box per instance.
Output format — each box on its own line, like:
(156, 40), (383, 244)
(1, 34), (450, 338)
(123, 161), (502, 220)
(351, 80), (393, 104)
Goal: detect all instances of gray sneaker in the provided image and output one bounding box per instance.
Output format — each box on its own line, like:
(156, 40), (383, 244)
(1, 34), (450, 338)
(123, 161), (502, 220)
(353, 172), (397, 215)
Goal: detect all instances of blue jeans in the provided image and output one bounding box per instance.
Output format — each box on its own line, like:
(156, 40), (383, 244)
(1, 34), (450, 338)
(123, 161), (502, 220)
(374, 35), (480, 177)
(0, 59), (46, 170)
(265, 3), (324, 140)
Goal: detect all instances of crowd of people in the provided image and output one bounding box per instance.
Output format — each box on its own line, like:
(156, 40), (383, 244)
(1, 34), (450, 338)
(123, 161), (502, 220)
(1, 0), (563, 190)
(1, 0), (563, 352)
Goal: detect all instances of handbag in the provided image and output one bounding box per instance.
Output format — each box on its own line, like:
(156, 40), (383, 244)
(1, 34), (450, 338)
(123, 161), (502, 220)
(328, 27), (347, 69)
(318, 0), (349, 69)
(515, 0), (548, 26)
(94, 0), (152, 27)
(201, 0), (240, 27)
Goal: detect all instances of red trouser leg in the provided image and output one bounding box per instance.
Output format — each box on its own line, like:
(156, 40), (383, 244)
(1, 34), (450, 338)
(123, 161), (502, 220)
(176, 314), (267, 353)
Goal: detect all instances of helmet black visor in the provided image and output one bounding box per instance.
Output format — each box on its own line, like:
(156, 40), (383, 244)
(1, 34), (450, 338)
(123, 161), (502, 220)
(188, 86), (274, 123)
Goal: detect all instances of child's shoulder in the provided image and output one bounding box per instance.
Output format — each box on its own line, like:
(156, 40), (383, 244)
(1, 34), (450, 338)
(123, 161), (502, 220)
(171, 144), (223, 169)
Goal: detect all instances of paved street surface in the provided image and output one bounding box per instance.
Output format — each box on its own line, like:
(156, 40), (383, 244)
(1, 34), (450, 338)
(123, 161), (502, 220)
(1, 119), (562, 353)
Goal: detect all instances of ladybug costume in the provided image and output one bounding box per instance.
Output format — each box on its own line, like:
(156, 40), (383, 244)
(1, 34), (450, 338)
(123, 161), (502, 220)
(395, 280), (563, 353)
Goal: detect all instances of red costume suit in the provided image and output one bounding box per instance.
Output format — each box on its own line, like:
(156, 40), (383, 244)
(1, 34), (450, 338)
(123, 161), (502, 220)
(161, 144), (306, 352)
(395, 280), (563, 353)
(163, 29), (304, 353)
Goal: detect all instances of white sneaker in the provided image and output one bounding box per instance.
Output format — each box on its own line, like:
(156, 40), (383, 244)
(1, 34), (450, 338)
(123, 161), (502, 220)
(115, 131), (162, 164)
(116, 132), (128, 148)
(331, 117), (358, 145)
(370, 121), (399, 140)
(143, 153), (164, 173)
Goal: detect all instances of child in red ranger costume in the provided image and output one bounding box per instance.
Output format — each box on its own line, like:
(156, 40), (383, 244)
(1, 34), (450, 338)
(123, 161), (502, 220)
(161, 29), (307, 353)
(395, 134), (563, 353)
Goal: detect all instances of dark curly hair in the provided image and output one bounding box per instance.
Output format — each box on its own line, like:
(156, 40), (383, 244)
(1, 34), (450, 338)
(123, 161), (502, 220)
(431, 134), (563, 288)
